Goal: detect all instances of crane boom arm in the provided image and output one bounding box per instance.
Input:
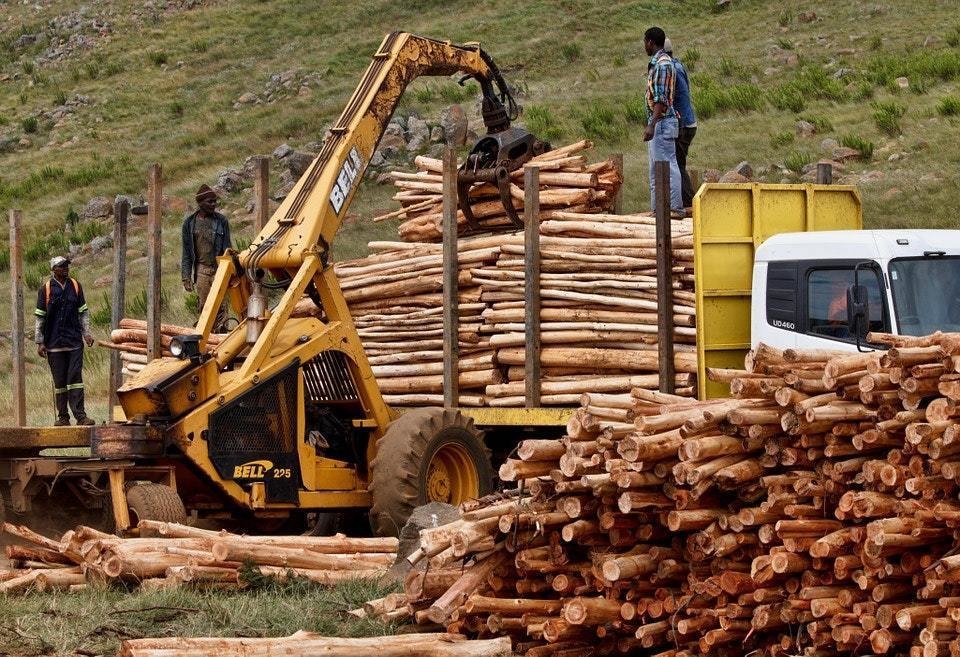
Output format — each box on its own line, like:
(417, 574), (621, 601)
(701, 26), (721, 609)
(242, 31), (516, 274)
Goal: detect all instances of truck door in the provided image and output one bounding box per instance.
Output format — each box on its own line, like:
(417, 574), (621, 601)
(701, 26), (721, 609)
(754, 259), (890, 352)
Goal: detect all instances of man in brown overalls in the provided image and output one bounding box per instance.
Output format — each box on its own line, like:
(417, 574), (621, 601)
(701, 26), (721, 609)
(181, 184), (232, 330)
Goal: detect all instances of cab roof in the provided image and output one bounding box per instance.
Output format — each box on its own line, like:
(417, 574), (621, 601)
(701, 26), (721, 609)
(754, 230), (960, 263)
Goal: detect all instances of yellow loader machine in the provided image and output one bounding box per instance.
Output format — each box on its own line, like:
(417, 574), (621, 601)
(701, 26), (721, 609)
(108, 32), (549, 536)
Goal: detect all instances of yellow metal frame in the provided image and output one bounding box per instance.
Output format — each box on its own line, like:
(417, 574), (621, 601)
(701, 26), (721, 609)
(692, 183), (862, 399)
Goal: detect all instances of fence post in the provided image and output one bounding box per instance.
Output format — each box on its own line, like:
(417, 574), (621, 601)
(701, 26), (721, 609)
(254, 156), (270, 232)
(109, 198), (129, 419)
(655, 161), (676, 394)
(9, 209), (26, 426)
(441, 147), (459, 408)
(524, 166), (542, 408)
(146, 164), (163, 362)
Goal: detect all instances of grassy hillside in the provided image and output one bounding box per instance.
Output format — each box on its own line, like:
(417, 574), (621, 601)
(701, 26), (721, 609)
(1, 0), (959, 424)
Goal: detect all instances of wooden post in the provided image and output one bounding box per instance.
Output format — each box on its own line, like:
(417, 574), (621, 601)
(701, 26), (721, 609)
(816, 162), (833, 185)
(146, 164), (163, 362)
(254, 156), (270, 232)
(9, 209), (26, 427)
(524, 166), (541, 408)
(611, 153), (624, 215)
(654, 161), (676, 394)
(441, 147), (459, 408)
(109, 198), (129, 419)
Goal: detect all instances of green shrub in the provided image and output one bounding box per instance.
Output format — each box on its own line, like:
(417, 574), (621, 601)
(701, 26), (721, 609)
(624, 96), (647, 124)
(523, 104), (564, 142)
(83, 61), (100, 80)
(560, 43), (581, 63)
(865, 50), (960, 87)
(148, 51), (168, 67)
(24, 263), (48, 290)
(0, 114), (8, 126)
(768, 86), (805, 113)
(54, 89), (68, 106)
(801, 114), (833, 133)
(412, 84), (434, 104)
(168, 101), (185, 118)
(938, 96), (960, 116)
(870, 35), (883, 51)
(840, 134), (875, 160)
(683, 47), (700, 69)
(65, 208), (80, 227)
(21, 116), (38, 133)
(233, 236), (252, 252)
(71, 221), (107, 245)
(438, 83), (470, 104)
(127, 288), (169, 316)
(770, 131), (794, 147)
(778, 10), (792, 27)
(0, 248), (9, 272)
(190, 38), (211, 53)
(213, 116), (227, 135)
(693, 75), (764, 118)
(22, 59), (34, 75)
(578, 101), (622, 141)
(24, 239), (52, 264)
(91, 293), (113, 328)
(946, 25), (960, 48)
(784, 151), (811, 173)
(185, 291), (199, 315)
(612, 54), (625, 67)
(872, 100), (906, 135)
(852, 81), (875, 101)
(777, 38), (794, 51)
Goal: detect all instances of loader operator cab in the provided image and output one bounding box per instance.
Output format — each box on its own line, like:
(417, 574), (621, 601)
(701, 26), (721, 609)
(751, 230), (960, 351)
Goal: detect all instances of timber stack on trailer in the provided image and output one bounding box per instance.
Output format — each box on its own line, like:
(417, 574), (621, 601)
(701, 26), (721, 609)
(110, 139), (697, 406)
(383, 331), (960, 657)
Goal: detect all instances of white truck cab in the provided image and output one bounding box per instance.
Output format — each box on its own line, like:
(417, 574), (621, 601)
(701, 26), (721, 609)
(751, 230), (960, 351)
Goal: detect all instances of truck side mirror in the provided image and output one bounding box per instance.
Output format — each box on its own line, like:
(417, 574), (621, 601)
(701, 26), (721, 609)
(846, 284), (869, 339)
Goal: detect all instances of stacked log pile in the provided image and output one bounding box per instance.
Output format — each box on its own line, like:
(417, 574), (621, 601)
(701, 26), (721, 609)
(395, 332), (960, 657)
(0, 520), (395, 593)
(332, 212), (697, 406)
(374, 140), (622, 242)
(100, 318), (225, 376)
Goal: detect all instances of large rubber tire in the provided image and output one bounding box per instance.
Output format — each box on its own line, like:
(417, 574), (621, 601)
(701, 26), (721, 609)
(126, 483), (187, 527)
(369, 408), (493, 538)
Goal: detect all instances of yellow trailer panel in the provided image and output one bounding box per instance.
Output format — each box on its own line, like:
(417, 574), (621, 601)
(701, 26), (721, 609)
(692, 183), (862, 399)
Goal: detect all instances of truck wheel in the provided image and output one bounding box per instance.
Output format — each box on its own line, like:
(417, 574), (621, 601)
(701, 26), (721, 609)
(126, 483), (187, 527)
(369, 408), (493, 538)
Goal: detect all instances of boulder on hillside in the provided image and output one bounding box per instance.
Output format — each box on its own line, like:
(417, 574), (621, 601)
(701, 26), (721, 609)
(832, 146), (861, 163)
(286, 151), (316, 179)
(796, 120), (816, 137)
(272, 143), (293, 159)
(719, 171), (750, 183)
(82, 196), (113, 220)
(216, 169), (246, 193)
(702, 168), (723, 183)
(734, 161), (754, 178)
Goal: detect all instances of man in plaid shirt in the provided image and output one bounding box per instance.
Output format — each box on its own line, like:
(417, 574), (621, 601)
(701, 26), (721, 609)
(643, 26), (682, 213)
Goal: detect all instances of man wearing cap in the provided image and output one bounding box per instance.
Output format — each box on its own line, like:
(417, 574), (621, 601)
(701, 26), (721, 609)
(643, 26), (683, 213)
(664, 37), (698, 208)
(35, 256), (95, 426)
(181, 184), (232, 330)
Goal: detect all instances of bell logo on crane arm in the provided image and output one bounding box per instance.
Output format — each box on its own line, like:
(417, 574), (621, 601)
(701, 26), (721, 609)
(328, 146), (364, 214)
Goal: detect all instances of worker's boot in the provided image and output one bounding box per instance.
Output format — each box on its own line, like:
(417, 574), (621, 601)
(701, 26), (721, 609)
(69, 387), (94, 426)
(54, 390), (70, 426)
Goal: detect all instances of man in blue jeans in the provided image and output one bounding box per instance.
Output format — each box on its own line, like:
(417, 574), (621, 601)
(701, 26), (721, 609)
(665, 37), (698, 208)
(643, 26), (682, 213)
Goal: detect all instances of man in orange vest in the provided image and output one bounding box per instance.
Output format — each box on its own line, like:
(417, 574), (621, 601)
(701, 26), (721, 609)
(34, 255), (95, 426)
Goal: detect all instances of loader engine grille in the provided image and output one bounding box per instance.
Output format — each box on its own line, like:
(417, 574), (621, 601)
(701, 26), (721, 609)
(302, 351), (360, 403)
(207, 361), (301, 503)
(209, 363), (298, 456)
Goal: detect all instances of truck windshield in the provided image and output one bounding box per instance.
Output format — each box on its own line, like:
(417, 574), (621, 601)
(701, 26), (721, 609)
(889, 256), (960, 335)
